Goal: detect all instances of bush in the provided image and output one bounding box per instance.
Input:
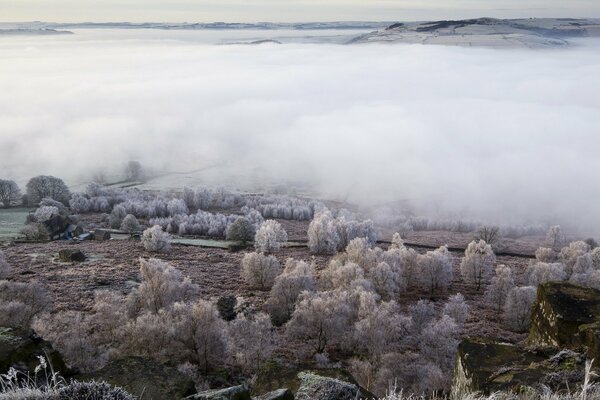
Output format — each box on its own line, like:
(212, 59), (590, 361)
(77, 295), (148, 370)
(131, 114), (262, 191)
(110, 205), (127, 229)
(503, 286), (537, 332)
(120, 214), (140, 234)
(226, 217), (255, 243)
(460, 240), (496, 291)
(559, 241), (591, 274)
(240, 252), (281, 290)
(20, 223), (49, 241)
(0, 280), (52, 328)
(69, 193), (91, 214)
(26, 175), (71, 206)
(254, 220), (287, 253)
(0, 179), (21, 207)
(0, 250), (10, 279)
(141, 225), (171, 253)
(266, 258), (316, 325)
(535, 247), (557, 263)
(484, 265), (515, 312)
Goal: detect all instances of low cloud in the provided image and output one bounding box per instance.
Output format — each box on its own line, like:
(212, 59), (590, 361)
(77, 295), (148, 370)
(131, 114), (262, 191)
(1, 32), (599, 234)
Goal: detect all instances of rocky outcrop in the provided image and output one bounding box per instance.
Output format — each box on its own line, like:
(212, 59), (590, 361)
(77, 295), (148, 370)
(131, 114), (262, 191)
(58, 249), (86, 262)
(253, 359), (372, 398)
(452, 337), (587, 395)
(295, 372), (358, 400)
(528, 282), (600, 348)
(254, 388), (294, 400)
(80, 356), (196, 400)
(0, 327), (68, 377)
(185, 385), (251, 400)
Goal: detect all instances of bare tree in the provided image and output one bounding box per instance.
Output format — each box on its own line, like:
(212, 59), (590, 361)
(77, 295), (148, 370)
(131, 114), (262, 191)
(475, 225), (500, 246)
(26, 175), (71, 206)
(0, 179), (21, 207)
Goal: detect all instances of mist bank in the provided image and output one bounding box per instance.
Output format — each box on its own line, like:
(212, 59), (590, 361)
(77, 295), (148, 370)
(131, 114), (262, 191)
(1, 31), (599, 234)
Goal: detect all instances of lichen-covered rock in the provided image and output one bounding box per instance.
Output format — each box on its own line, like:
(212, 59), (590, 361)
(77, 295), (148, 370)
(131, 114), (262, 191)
(253, 359), (372, 398)
(254, 388), (294, 400)
(0, 327), (68, 377)
(92, 229), (111, 241)
(295, 372), (358, 400)
(80, 356), (195, 400)
(58, 249), (86, 262)
(528, 282), (600, 348)
(452, 337), (586, 396)
(185, 384), (251, 400)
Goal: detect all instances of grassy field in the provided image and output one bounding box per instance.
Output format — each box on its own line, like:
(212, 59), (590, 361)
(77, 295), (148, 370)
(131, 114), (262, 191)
(0, 208), (28, 240)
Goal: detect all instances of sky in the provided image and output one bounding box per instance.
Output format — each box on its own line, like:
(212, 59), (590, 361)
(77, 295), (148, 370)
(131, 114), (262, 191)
(1, 31), (600, 234)
(1, 0), (600, 22)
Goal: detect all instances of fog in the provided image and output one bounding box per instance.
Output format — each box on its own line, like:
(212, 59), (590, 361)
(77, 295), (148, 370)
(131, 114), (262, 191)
(1, 30), (599, 234)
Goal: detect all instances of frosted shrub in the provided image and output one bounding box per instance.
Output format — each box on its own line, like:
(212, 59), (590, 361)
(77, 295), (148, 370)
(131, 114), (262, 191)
(390, 232), (404, 249)
(240, 252), (281, 290)
(225, 216), (255, 243)
(254, 220), (287, 253)
(0, 280), (52, 328)
(307, 211), (340, 255)
(418, 246), (453, 294)
(266, 258), (316, 325)
(141, 225), (171, 253)
(535, 247), (558, 263)
(34, 206), (59, 222)
(409, 299), (436, 334)
(0, 250), (10, 279)
(460, 240), (496, 291)
(559, 241), (591, 274)
(120, 214), (140, 234)
(527, 262), (567, 287)
(442, 293), (469, 326)
(353, 301), (404, 361)
(344, 237), (379, 270)
(286, 290), (355, 353)
(127, 258), (200, 314)
(375, 352), (445, 397)
(503, 286), (537, 332)
(110, 204), (127, 229)
(369, 261), (405, 300)
(20, 223), (49, 240)
(419, 315), (459, 372)
(69, 193), (91, 213)
(228, 312), (274, 373)
(485, 265), (515, 312)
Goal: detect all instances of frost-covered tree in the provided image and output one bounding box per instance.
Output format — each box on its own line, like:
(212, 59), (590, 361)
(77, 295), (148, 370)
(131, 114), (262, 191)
(526, 262), (567, 287)
(266, 258), (316, 325)
(127, 258), (200, 315)
(546, 225), (566, 250)
(0, 179), (21, 207)
(69, 193), (91, 213)
(26, 175), (71, 206)
(228, 312), (274, 373)
(559, 241), (591, 274)
(390, 232), (404, 249)
(0, 280), (52, 328)
(167, 198), (188, 217)
(369, 261), (405, 300)
(353, 301), (405, 362)
(225, 217), (255, 243)
(419, 315), (459, 373)
(141, 225), (171, 253)
(535, 247), (558, 263)
(307, 211), (340, 255)
(182, 187), (196, 209)
(374, 352), (445, 397)
(409, 299), (436, 334)
(125, 160), (143, 181)
(0, 250), (11, 280)
(34, 205), (59, 222)
(460, 240), (496, 291)
(503, 286), (537, 332)
(120, 214), (140, 234)
(442, 293), (469, 327)
(418, 246), (453, 294)
(321, 261), (365, 291)
(254, 220), (287, 253)
(240, 252), (281, 290)
(286, 290), (355, 353)
(484, 264), (515, 312)
(110, 204), (128, 229)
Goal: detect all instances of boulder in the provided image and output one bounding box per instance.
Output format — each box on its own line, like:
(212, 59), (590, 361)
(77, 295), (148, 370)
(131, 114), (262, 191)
(0, 327), (68, 377)
(253, 359), (373, 398)
(185, 385), (250, 400)
(452, 337), (584, 396)
(43, 215), (70, 239)
(80, 356), (196, 400)
(254, 388), (294, 400)
(92, 229), (111, 241)
(295, 372), (358, 400)
(528, 282), (600, 348)
(58, 249), (86, 262)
